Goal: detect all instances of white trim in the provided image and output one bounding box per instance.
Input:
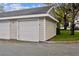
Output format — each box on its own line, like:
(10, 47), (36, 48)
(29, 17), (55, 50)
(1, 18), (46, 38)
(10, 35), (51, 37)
(16, 20), (19, 40)
(38, 18), (40, 42)
(47, 6), (59, 22)
(47, 14), (59, 22)
(0, 13), (58, 22)
(0, 14), (48, 20)
(44, 17), (46, 41)
(47, 6), (54, 14)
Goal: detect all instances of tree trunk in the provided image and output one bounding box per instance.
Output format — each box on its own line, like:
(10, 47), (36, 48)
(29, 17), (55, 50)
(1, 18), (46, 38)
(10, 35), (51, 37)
(70, 7), (75, 35)
(70, 22), (75, 35)
(56, 22), (61, 35)
(64, 14), (68, 30)
(64, 19), (67, 30)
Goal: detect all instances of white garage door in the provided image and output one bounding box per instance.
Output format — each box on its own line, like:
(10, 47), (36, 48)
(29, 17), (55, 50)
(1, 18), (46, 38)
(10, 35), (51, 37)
(18, 19), (39, 42)
(0, 20), (10, 39)
(10, 20), (18, 39)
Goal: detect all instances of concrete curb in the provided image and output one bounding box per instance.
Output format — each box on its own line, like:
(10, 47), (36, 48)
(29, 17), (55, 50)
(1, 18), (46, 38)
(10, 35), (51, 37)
(40, 41), (79, 44)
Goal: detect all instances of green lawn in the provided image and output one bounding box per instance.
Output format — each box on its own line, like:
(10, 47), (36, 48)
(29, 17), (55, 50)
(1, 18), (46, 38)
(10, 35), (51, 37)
(51, 30), (79, 41)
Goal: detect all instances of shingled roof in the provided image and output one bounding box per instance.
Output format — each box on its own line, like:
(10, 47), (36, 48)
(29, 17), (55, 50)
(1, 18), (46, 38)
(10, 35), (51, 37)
(0, 6), (52, 18)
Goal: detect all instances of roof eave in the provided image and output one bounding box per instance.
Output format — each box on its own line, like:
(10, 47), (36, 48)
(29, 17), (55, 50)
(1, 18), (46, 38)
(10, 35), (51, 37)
(0, 13), (59, 22)
(0, 14), (48, 20)
(47, 14), (59, 22)
(46, 6), (59, 22)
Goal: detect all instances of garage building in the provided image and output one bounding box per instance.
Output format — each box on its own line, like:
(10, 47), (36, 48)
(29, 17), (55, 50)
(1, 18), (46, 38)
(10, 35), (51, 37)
(0, 6), (58, 42)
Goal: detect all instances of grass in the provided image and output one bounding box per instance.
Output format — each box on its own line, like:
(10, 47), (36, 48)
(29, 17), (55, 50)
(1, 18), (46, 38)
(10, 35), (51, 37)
(51, 30), (79, 41)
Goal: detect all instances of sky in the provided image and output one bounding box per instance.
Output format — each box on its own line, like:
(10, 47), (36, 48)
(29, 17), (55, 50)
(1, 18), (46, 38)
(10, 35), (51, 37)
(0, 3), (46, 11)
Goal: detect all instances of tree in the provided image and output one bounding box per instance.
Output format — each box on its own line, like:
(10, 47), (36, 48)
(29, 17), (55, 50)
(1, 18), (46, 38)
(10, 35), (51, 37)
(53, 3), (79, 35)
(61, 4), (69, 30)
(51, 4), (62, 35)
(53, 8), (61, 35)
(45, 3), (79, 35)
(53, 3), (70, 30)
(69, 3), (79, 35)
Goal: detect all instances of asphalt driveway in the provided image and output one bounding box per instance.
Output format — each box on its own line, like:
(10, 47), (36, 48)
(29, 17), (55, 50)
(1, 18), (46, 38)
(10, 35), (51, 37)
(0, 40), (79, 56)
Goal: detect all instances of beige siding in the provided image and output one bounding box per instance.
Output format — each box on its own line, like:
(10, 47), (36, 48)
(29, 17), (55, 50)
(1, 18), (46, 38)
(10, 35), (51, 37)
(39, 17), (45, 41)
(39, 17), (57, 41)
(46, 17), (57, 40)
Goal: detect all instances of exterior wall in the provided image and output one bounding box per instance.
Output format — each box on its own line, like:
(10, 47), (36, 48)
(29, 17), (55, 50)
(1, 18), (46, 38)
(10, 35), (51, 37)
(0, 17), (57, 42)
(39, 17), (45, 41)
(18, 18), (39, 42)
(0, 20), (10, 39)
(39, 17), (57, 41)
(45, 17), (57, 40)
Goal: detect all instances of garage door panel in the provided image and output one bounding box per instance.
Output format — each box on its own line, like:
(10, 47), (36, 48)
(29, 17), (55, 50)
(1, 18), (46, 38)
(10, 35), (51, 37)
(0, 21), (10, 39)
(18, 20), (39, 42)
(10, 20), (18, 39)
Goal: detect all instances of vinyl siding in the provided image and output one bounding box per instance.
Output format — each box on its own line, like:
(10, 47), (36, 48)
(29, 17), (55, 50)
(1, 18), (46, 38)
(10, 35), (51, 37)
(39, 17), (57, 41)
(46, 17), (57, 40)
(39, 17), (45, 41)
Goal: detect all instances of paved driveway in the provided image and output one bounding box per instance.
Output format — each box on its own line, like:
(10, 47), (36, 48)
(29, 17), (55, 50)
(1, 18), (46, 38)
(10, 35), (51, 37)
(0, 40), (79, 56)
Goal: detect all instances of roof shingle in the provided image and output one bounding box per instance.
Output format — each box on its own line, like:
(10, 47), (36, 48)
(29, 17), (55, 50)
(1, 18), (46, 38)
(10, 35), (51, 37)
(0, 6), (52, 18)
